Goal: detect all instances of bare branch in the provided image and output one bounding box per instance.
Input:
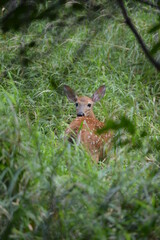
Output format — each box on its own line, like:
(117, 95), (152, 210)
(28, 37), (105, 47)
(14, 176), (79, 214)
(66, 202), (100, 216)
(117, 0), (160, 71)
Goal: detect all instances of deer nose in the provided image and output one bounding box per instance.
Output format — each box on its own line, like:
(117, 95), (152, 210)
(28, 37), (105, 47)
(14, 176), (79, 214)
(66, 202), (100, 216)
(77, 112), (84, 117)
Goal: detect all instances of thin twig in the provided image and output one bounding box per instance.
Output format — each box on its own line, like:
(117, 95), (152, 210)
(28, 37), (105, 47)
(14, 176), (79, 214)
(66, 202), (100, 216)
(117, 0), (160, 71)
(135, 0), (160, 11)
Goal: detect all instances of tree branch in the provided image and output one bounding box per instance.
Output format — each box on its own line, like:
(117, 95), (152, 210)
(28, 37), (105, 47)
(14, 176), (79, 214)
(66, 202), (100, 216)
(117, 0), (160, 71)
(135, 0), (160, 11)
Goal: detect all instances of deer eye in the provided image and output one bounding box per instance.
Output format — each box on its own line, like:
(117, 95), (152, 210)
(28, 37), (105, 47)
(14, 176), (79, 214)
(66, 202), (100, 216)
(75, 103), (78, 107)
(88, 103), (91, 107)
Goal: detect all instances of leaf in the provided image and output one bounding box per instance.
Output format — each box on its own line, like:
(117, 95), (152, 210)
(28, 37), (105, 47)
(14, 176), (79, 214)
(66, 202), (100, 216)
(148, 23), (160, 33)
(97, 116), (136, 135)
(150, 41), (160, 55)
(8, 167), (24, 197)
(1, 2), (37, 32)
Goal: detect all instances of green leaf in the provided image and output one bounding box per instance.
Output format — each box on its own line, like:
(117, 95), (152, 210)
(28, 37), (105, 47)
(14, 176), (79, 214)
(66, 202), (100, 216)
(151, 41), (160, 55)
(97, 116), (136, 135)
(8, 167), (24, 197)
(148, 23), (160, 33)
(1, 2), (37, 32)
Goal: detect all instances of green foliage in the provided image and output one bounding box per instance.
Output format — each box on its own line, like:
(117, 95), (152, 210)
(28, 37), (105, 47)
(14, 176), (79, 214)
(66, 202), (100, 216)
(148, 17), (160, 55)
(98, 116), (136, 134)
(0, 2), (160, 240)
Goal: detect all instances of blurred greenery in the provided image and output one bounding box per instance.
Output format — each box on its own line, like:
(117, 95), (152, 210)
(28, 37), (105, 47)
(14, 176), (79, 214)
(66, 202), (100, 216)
(1, 0), (160, 68)
(0, 0), (160, 239)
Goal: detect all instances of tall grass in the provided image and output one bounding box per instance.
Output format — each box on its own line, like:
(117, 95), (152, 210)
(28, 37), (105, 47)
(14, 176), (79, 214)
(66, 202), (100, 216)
(0, 3), (160, 239)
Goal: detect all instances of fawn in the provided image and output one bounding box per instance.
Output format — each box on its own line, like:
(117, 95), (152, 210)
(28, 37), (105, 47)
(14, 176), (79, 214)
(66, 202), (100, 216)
(64, 85), (112, 162)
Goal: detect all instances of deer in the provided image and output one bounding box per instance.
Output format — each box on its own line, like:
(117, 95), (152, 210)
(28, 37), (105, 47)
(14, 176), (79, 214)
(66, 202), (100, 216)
(64, 85), (112, 163)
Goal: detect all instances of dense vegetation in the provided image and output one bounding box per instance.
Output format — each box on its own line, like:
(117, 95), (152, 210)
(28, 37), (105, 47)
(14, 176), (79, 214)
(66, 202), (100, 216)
(0, 1), (160, 239)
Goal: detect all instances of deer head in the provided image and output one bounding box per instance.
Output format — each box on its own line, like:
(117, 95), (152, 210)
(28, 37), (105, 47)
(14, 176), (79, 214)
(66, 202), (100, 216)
(64, 85), (106, 118)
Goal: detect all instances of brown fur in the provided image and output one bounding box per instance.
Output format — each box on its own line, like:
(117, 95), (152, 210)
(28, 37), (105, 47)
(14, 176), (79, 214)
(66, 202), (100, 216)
(64, 85), (112, 162)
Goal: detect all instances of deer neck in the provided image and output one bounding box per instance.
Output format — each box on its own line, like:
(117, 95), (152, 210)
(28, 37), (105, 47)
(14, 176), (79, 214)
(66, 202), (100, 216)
(88, 110), (95, 118)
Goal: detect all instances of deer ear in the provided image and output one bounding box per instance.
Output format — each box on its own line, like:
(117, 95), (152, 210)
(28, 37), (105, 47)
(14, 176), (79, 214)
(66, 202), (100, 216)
(64, 85), (77, 102)
(92, 85), (106, 102)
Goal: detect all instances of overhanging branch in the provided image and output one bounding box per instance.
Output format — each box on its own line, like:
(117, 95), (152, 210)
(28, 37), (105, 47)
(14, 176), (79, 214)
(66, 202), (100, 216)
(117, 0), (160, 71)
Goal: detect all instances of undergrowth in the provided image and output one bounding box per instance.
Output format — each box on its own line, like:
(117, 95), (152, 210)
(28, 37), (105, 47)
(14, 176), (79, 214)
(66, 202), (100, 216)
(0, 2), (160, 240)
